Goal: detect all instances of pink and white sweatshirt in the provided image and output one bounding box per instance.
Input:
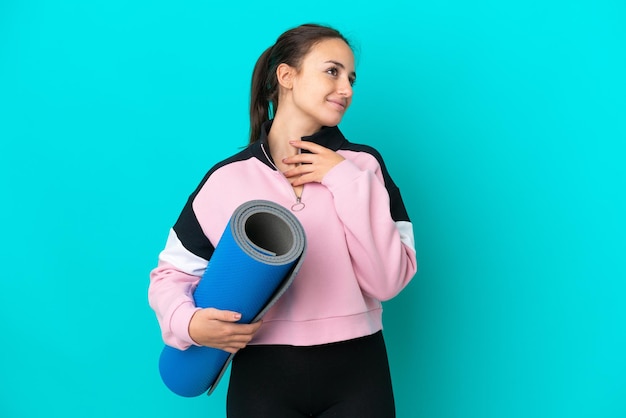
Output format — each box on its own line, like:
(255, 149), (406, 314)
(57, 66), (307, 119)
(149, 121), (417, 350)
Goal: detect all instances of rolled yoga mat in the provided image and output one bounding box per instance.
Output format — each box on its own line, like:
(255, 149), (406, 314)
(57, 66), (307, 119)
(159, 200), (307, 397)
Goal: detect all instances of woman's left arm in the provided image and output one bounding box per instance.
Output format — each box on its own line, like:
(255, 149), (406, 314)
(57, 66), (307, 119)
(284, 141), (418, 301)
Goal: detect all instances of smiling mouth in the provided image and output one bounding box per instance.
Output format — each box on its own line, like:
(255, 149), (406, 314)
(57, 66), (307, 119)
(328, 99), (346, 110)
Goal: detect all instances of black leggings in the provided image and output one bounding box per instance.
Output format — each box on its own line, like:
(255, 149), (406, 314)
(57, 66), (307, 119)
(226, 331), (395, 418)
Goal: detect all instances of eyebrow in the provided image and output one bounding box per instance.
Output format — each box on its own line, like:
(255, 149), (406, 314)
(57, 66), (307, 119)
(325, 60), (357, 80)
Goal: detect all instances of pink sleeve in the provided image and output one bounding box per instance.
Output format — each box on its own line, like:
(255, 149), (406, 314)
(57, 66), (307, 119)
(322, 159), (418, 301)
(148, 261), (202, 350)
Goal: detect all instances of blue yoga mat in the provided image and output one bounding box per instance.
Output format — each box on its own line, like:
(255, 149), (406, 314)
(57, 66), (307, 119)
(158, 200), (307, 397)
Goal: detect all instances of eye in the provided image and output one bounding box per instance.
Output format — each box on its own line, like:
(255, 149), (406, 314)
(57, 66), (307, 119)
(349, 76), (356, 87)
(326, 66), (339, 77)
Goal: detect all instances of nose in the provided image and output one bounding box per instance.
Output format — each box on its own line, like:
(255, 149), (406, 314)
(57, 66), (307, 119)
(337, 77), (353, 98)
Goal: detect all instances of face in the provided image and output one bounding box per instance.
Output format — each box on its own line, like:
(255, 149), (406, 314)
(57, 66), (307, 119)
(280, 38), (356, 130)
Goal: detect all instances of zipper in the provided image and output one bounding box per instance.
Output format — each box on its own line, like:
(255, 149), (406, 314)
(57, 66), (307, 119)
(261, 143), (305, 211)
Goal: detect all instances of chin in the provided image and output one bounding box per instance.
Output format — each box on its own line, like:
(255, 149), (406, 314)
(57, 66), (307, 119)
(319, 114), (344, 127)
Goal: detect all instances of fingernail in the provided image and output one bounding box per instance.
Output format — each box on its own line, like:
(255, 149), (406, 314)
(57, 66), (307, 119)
(234, 313), (242, 320)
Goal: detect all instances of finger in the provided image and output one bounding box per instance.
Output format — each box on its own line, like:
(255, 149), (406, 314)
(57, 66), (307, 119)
(289, 140), (328, 154)
(283, 164), (315, 178)
(282, 154), (316, 166)
(222, 319), (263, 336)
(290, 175), (314, 187)
(232, 320), (264, 335)
(218, 323), (262, 351)
(204, 307), (243, 322)
(222, 340), (252, 353)
(220, 331), (254, 346)
(248, 320), (263, 332)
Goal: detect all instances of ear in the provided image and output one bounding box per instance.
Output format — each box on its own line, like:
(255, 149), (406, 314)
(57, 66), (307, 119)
(276, 63), (295, 90)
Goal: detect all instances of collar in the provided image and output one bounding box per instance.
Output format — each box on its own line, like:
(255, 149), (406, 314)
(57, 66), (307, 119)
(251, 120), (347, 170)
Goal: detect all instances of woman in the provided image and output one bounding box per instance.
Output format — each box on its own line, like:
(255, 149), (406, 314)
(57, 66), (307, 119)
(149, 23), (417, 417)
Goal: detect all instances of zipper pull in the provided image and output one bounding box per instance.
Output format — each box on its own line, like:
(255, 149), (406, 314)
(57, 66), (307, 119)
(291, 196), (305, 212)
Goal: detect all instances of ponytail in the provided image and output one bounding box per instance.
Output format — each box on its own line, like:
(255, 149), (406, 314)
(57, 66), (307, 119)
(249, 46), (277, 144)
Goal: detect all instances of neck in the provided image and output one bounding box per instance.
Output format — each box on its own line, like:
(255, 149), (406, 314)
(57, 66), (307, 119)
(267, 112), (321, 160)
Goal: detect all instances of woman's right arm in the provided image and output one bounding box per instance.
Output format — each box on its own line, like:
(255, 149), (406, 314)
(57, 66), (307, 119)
(149, 230), (261, 352)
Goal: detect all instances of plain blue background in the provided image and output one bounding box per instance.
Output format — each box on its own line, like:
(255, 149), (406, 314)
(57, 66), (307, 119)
(1, 1), (624, 417)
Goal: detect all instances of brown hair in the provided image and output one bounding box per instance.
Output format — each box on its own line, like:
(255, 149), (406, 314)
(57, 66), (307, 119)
(249, 23), (351, 143)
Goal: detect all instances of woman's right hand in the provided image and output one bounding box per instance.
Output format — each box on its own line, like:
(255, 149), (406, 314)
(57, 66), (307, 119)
(188, 308), (263, 353)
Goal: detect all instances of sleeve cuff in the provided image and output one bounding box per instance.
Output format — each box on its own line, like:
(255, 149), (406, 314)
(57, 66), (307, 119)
(169, 301), (202, 348)
(321, 159), (363, 190)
